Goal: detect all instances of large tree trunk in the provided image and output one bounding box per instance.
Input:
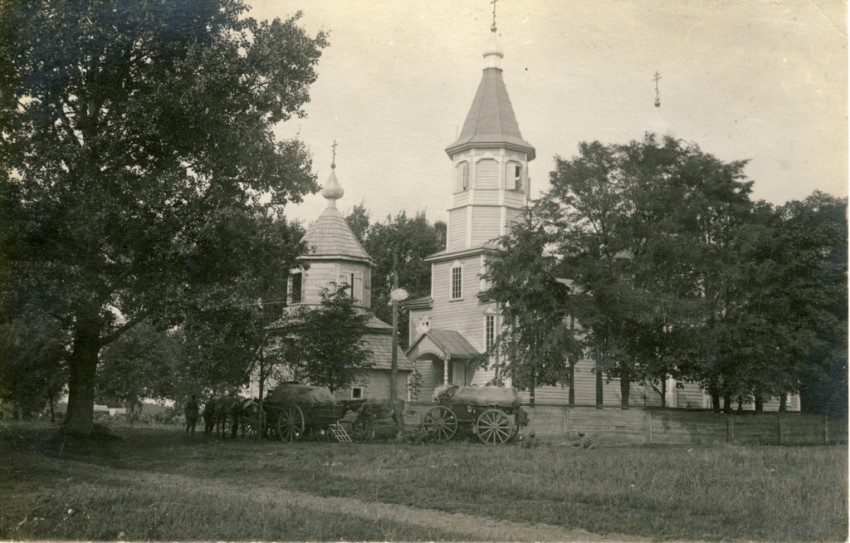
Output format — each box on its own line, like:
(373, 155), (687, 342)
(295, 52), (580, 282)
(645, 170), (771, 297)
(63, 320), (102, 436)
(620, 362), (630, 409)
(595, 365), (603, 409)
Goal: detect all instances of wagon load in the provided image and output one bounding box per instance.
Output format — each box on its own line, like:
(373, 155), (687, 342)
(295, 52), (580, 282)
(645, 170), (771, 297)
(449, 385), (521, 408)
(266, 383), (336, 406)
(424, 385), (528, 444)
(263, 383), (404, 442)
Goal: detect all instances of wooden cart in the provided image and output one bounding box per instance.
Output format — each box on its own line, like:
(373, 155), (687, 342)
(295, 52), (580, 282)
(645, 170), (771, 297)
(421, 385), (528, 445)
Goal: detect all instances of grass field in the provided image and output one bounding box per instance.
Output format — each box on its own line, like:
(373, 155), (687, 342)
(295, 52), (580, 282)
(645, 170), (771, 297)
(1, 422), (846, 541)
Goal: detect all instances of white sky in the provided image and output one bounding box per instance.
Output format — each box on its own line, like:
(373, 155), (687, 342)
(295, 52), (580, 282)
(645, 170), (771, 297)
(249, 0), (848, 226)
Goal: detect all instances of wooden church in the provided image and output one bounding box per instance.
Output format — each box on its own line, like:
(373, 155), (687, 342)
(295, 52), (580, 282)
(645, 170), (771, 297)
(403, 25), (798, 411)
(274, 159), (413, 402)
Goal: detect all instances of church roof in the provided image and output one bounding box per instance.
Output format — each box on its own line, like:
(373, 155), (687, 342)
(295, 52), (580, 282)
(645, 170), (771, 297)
(301, 205), (372, 264)
(362, 332), (414, 371)
(406, 329), (481, 361)
(446, 66), (535, 160)
(301, 166), (372, 264)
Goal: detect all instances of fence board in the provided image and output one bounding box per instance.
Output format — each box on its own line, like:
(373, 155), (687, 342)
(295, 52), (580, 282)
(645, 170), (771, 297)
(403, 402), (844, 446)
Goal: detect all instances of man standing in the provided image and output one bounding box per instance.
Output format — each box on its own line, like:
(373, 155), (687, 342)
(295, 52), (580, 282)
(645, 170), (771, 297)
(184, 395), (199, 436)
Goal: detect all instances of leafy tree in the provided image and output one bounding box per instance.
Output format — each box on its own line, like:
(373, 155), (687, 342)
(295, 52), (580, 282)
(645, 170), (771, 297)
(483, 209), (577, 407)
(176, 214), (306, 396)
(0, 314), (68, 420)
(273, 284), (371, 392)
(96, 321), (181, 422)
(780, 193), (847, 416)
(541, 136), (753, 408)
(0, 0), (327, 435)
(346, 208), (445, 348)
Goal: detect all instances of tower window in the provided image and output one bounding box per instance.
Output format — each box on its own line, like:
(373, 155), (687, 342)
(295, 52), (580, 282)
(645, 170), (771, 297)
(450, 263), (462, 300)
(485, 314), (496, 352)
(506, 162), (522, 191)
(338, 272), (361, 303)
(290, 271), (302, 304)
(456, 161), (469, 192)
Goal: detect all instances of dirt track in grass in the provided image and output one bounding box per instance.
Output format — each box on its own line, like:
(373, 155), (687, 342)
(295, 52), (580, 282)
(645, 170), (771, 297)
(102, 466), (642, 542)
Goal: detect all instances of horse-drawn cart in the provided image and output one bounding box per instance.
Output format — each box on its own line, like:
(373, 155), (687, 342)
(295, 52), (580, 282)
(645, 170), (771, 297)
(263, 382), (402, 442)
(422, 385), (528, 444)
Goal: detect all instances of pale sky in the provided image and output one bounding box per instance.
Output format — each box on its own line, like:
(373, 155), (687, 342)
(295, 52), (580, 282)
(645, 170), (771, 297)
(249, 0), (848, 226)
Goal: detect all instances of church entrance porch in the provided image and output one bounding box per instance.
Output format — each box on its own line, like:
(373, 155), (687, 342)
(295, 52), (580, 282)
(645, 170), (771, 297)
(406, 330), (482, 402)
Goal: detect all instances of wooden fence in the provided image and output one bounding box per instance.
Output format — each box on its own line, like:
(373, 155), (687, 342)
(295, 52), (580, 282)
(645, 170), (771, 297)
(402, 402), (848, 446)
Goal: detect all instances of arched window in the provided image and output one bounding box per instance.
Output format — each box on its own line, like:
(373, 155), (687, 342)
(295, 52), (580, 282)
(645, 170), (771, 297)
(456, 161), (469, 192)
(506, 162), (522, 191)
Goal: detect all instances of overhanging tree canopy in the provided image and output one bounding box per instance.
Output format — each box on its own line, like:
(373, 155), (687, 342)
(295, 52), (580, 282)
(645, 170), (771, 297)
(0, 0), (327, 435)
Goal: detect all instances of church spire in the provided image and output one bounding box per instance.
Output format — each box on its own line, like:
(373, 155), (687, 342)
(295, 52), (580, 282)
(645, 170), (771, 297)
(446, 7), (534, 160)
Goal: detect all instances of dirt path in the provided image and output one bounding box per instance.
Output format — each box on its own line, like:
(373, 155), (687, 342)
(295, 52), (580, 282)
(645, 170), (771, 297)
(110, 467), (644, 542)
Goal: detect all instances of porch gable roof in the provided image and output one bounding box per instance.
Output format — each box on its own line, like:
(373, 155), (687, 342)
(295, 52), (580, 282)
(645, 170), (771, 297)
(406, 329), (480, 361)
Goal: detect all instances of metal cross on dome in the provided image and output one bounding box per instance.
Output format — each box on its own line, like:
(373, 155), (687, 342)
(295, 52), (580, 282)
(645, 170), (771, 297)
(490, 0), (499, 33)
(331, 139), (338, 169)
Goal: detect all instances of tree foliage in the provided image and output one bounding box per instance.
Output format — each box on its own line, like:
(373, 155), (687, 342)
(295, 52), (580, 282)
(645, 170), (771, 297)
(273, 285), (372, 392)
(0, 0), (327, 435)
(346, 208), (446, 348)
(483, 209), (577, 406)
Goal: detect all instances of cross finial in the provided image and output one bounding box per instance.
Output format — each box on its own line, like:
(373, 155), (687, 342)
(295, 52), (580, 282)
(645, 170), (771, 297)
(331, 139), (338, 169)
(490, 0), (499, 33)
(653, 71), (662, 108)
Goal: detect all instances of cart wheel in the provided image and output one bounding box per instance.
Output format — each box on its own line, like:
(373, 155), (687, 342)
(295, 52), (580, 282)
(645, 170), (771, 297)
(476, 409), (514, 444)
(276, 406), (304, 442)
(422, 406), (458, 441)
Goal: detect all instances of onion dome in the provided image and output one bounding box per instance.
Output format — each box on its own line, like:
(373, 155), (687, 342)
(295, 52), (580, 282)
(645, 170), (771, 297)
(301, 159), (372, 264)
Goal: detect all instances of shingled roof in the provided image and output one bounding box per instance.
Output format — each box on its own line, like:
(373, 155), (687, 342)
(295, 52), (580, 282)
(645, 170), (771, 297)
(301, 205), (372, 264)
(301, 167), (372, 264)
(446, 66), (535, 160)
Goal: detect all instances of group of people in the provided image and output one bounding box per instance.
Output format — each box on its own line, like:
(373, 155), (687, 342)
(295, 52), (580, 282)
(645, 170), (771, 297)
(182, 393), (256, 437)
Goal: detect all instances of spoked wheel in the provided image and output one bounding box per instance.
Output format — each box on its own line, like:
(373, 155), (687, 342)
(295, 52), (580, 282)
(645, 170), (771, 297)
(276, 406), (305, 443)
(422, 406), (458, 441)
(475, 409), (515, 445)
(242, 411), (265, 439)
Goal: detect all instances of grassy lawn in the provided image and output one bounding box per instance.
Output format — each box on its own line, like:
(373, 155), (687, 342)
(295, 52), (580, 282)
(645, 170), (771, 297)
(1, 421), (846, 541)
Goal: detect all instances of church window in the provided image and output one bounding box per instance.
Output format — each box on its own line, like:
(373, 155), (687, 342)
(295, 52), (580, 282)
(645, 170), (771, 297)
(338, 272), (361, 302)
(450, 263), (462, 300)
(351, 387), (363, 399)
(456, 161), (469, 192)
(290, 272), (302, 304)
(485, 314), (496, 352)
(506, 162), (522, 191)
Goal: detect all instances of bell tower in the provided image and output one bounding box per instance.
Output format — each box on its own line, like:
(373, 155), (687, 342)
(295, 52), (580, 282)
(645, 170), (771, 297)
(443, 12), (535, 253)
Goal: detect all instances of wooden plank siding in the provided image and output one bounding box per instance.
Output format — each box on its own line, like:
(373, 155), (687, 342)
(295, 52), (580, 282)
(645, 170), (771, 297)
(470, 207), (501, 246)
(447, 209), (466, 251)
(473, 189), (500, 205)
(474, 158), (499, 189)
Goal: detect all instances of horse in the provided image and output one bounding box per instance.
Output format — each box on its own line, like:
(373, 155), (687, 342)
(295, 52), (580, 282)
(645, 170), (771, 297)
(202, 397), (217, 435)
(204, 395), (261, 438)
